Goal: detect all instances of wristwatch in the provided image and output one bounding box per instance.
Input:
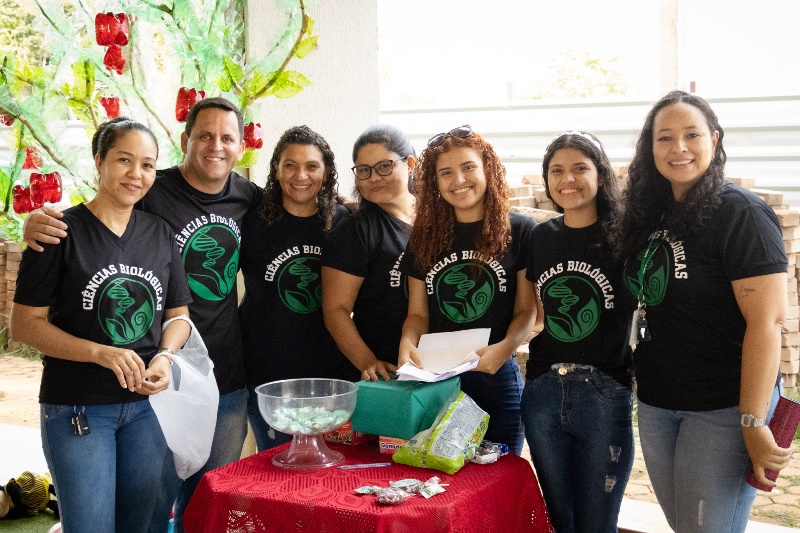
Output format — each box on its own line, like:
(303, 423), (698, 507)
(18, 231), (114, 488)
(740, 412), (767, 428)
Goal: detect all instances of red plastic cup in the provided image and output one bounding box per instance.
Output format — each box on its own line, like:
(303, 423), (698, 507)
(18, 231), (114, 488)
(746, 396), (800, 492)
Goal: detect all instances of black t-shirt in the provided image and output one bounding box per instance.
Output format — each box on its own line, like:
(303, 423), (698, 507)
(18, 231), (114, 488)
(526, 218), (633, 385)
(322, 201), (411, 365)
(239, 205), (350, 385)
(402, 212), (535, 345)
(15, 204), (192, 405)
(139, 167), (260, 394)
(623, 183), (787, 410)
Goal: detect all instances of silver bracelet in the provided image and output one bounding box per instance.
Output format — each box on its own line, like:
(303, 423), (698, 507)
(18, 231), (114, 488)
(150, 351), (174, 367)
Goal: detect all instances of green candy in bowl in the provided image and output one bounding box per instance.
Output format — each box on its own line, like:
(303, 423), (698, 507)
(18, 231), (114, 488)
(256, 379), (358, 469)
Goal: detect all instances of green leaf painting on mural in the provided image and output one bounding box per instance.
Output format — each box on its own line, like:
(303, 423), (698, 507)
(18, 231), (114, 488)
(0, 0), (317, 241)
(268, 70), (312, 99)
(295, 35), (318, 58)
(237, 147), (258, 168)
(216, 56), (244, 92)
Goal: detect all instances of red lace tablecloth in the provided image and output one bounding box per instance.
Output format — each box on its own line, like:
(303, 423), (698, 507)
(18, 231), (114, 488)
(183, 442), (552, 533)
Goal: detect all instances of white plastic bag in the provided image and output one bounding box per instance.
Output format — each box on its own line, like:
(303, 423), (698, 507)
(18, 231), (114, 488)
(149, 316), (219, 480)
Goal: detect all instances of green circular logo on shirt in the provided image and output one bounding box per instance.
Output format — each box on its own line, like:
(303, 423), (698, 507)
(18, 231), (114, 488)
(277, 257), (322, 314)
(97, 278), (155, 345)
(434, 263), (495, 323)
(541, 276), (600, 342)
(183, 225), (239, 301)
(625, 243), (670, 306)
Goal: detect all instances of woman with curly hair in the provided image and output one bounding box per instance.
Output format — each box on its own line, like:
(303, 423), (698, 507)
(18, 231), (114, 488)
(521, 131), (633, 532)
(398, 126), (537, 454)
(322, 124), (416, 382)
(615, 91), (791, 532)
(239, 125), (349, 451)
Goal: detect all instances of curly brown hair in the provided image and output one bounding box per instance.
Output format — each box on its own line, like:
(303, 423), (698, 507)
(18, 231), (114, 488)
(258, 125), (338, 230)
(409, 129), (511, 271)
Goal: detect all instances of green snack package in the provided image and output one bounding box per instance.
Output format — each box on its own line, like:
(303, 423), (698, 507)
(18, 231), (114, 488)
(392, 391), (489, 474)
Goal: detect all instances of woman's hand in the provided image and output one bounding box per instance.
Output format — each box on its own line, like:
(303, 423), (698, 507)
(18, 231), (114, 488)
(397, 277), (428, 375)
(397, 338), (422, 370)
(473, 344), (509, 375)
(471, 271), (536, 376)
(138, 355), (172, 395)
(94, 346), (146, 391)
(743, 425), (793, 488)
(360, 359), (397, 382)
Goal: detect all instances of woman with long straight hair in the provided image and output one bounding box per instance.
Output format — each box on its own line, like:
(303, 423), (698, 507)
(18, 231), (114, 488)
(521, 131), (633, 532)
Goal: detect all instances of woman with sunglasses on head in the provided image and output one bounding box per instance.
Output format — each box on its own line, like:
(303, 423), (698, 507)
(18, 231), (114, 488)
(239, 126), (350, 451)
(322, 124), (416, 382)
(398, 126), (537, 454)
(520, 131), (633, 532)
(615, 91), (790, 532)
(10, 119), (192, 532)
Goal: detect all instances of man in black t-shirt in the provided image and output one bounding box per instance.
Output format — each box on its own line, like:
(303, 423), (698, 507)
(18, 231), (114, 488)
(23, 98), (259, 533)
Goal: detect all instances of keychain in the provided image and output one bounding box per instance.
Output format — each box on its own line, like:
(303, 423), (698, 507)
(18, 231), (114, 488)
(72, 406), (90, 436)
(630, 304), (652, 346)
(636, 309), (651, 342)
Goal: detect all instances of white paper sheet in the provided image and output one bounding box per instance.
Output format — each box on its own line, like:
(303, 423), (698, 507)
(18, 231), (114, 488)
(396, 357), (479, 382)
(415, 328), (490, 374)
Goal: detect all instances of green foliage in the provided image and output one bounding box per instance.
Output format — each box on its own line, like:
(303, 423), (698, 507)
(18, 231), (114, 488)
(0, 0), (318, 241)
(759, 510), (799, 529)
(0, 0), (47, 67)
(295, 35), (318, 59)
(268, 70), (312, 99)
(237, 147), (258, 168)
(514, 50), (628, 101)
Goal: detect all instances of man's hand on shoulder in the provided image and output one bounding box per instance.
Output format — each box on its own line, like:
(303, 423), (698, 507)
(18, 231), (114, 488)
(23, 206), (67, 252)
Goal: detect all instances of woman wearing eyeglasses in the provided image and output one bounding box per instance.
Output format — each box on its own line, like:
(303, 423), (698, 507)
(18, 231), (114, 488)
(520, 131), (633, 532)
(397, 126), (537, 454)
(239, 126), (350, 451)
(322, 124), (416, 381)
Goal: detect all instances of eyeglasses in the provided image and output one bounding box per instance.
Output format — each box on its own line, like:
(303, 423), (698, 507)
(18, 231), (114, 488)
(426, 125), (473, 148)
(351, 157), (408, 181)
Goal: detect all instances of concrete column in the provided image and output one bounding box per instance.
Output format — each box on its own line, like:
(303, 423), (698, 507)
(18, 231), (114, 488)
(244, 0), (380, 195)
(659, 0), (679, 96)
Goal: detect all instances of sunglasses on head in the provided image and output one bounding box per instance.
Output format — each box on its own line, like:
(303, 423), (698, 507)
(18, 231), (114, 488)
(426, 125), (473, 148)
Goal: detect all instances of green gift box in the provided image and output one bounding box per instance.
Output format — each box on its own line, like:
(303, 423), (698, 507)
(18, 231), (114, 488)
(350, 377), (461, 440)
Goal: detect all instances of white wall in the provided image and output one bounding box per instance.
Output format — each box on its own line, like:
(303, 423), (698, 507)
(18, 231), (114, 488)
(245, 0), (379, 196)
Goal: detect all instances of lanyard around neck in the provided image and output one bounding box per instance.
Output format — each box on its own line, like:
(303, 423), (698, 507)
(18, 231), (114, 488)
(634, 214), (667, 307)
(634, 236), (662, 307)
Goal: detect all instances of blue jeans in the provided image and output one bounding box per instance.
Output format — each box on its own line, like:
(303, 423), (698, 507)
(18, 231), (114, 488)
(246, 385), (293, 452)
(638, 384), (780, 533)
(149, 388), (248, 533)
(41, 401), (167, 533)
(460, 357), (525, 454)
(521, 365), (634, 533)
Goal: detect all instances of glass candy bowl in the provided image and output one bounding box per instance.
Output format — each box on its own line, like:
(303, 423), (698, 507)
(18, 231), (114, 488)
(256, 379), (359, 469)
